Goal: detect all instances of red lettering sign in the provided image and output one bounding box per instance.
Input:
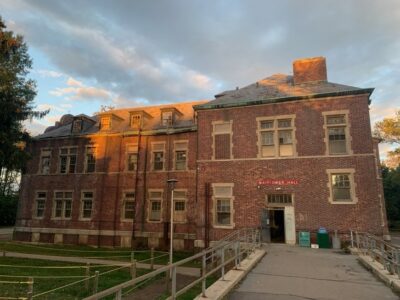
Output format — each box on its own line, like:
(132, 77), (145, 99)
(257, 179), (299, 185)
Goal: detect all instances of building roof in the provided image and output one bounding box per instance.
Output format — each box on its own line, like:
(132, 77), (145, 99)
(36, 100), (208, 139)
(194, 74), (374, 110)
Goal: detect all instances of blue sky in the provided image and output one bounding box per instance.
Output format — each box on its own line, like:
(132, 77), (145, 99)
(1, 0), (399, 156)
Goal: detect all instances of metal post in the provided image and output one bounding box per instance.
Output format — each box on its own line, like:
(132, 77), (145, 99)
(202, 254), (206, 297)
(85, 262), (90, 291)
(93, 271), (99, 294)
(238, 241), (242, 267)
(131, 259), (137, 279)
(171, 266), (177, 299)
(115, 289), (122, 300)
(150, 247), (154, 270)
(27, 277), (33, 300)
(356, 232), (360, 249)
(167, 179), (178, 276)
(350, 231), (354, 248)
(234, 240), (239, 269)
(131, 251), (135, 263)
(221, 246), (225, 280)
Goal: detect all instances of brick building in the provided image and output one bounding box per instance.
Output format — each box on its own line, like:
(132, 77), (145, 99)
(15, 57), (389, 249)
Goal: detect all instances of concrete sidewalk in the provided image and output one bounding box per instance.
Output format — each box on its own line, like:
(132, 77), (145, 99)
(3, 251), (200, 276)
(229, 244), (398, 300)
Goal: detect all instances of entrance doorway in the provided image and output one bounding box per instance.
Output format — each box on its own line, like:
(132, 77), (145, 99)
(269, 209), (285, 243)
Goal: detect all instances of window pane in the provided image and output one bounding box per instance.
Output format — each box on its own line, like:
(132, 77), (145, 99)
(278, 119), (291, 128)
(131, 115), (141, 128)
(174, 201), (185, 211)
(261, 131), (274, 146)
(127, 153), (138, 171)
(125, 192), (135, 199)
(327, 115), (346, 125)
(65, 192), (73, 198)
(64, 200), (72, 218)
(60, 156), (67, 174)
(36, 200), (45, 217)
(37, 192), (47, 198)
(41, 156), (50, 174)
(69, 155), (77, 173)
(279, 130), (292, 144)
(55, 192), (63, 199)
(217, 213), (231, 225)
(83, 200), (92, 218)
(150, 201), (161, 221)
(332, 174), (352, 201)
(86, 154), (96, 173)
(260, 120), (274, 129)
(101, 117), (111, 130)
(83, 192), (93, 198)
(55, 200), (63, 217)
(149, 191), (162, 199)
(175, 151), (187, 170)
(124, 200), (135, 219)
(154, 152), (164, 170)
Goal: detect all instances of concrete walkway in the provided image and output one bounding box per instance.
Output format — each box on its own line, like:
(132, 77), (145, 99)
(3, 251), (200, 276)
(229, 244), (399, 300)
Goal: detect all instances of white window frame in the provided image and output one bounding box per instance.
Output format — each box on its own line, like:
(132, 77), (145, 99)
(147, 189), (163, 223)
(39, 148), (52, 175)
(121, 190), (135, 221)
(256, 115), (297, 158)
(33, 191), (47, 219)
(80, 190), (94, 220)
(126, 144), (138, 172)
(326, 169), (357, 204)
(173, 189), (187, 223)
(151, 142), (165, 171)
(323, 110), (352, 156)
(85, 145), (97, 173)
(58, 147), (77, 174)
(52, 190), (73, 220)
(212, 120), (233, 160)
(212, 183), (235, 229)
(173, 141), (188, 171)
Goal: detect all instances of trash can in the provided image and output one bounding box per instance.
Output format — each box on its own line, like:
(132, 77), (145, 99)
(299, 231), (311, 247)
(317, 227), (330, 249)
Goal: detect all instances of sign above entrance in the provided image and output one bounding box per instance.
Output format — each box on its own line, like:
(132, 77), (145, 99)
(257, 179), (299, 186)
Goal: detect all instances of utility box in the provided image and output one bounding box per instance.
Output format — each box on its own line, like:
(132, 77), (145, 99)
(299, 231), (311, 247)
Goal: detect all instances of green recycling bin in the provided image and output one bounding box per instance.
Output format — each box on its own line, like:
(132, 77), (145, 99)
(317, 227), (330, 248)
(299, 231), (310, 247)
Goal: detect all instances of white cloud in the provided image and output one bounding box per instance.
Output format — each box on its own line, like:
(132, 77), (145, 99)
(37, 69), (64, 78)
(67, 77), (83, 87)
(36, 103), (66, 113)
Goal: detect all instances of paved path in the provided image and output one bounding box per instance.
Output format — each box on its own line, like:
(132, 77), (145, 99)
(4, 251), (200, 276)
(229, 244), (399, 300)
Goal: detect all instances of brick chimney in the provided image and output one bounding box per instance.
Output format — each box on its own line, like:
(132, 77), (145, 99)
(293, 56), (327, 85)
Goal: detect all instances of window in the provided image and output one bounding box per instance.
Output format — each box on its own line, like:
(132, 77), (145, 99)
(100, 117), (111, 130)
(174, 141), (188, 170)
(162, 111), (173, 127)
(59, 147), (77, 174)
(130, 114), (142, 129)
(324, 113), (349, 155)
(85, 146), (96, 173)
(327, 169), (357, 204)
(173, 190), (187, 223)
(39, 148), (51, 174)
(72, 119), (83, 133)
(53, 191), (73, 219)
(213, 184), (234, 227)
(148, 190), (163, 222)
(81, 191), (93, 219)
(122, 191), (135, 220)
(267, 194), (292, 205)
(213, 121), (232, 160)
(126, 144), (138, 172)
(35, 192), (46, 218)
(152, 143), (165, 171)
(258, 116), (295, 158)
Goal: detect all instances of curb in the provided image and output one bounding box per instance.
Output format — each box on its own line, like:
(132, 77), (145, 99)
(194, 248), (266, 300)
(357, 254), (400, 295)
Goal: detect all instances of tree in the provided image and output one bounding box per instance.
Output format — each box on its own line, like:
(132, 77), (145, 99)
(374, 110), (400, 168)
(382, 165), (400, 228)
(0, 16), (48, 224)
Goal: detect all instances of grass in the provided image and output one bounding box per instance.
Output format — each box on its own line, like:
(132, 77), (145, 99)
(0, 241), (194, 265)
(0, 256), (149, 299)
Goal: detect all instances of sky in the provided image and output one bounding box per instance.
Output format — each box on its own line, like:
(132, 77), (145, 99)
(0, 0), (399, 156)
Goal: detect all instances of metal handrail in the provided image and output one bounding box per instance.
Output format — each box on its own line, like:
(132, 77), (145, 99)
(83, 227), (261, 300)
(350, 230), (400, 278)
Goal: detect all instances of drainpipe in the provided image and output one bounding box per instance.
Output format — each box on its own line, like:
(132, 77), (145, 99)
(112, 136), (123, 247)
(131, 129), (142, 246)
(140, 136), (149, 232)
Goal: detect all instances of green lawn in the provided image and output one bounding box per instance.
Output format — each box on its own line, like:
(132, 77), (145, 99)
(0, 241), (194, 265)
(0, 257), (149, 299)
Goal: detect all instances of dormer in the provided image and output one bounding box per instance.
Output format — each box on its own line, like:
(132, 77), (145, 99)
(129, 110), (152, 130)
(160, 107), (183, 127)
(98, 113), (123, 131)
(71, 114), (96, 134)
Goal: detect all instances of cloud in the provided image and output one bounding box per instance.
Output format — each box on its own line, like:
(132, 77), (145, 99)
(66, 77), (83, 87)
(36, 103), (67, 113)
(50, 85), (111, 101)
(36, 69), (64, 78)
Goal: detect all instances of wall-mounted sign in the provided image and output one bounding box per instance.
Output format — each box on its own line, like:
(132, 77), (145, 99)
(257, 179), (299, 185)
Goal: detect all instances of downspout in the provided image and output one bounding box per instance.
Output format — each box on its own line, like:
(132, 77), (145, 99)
(112, 136), (123, 247)
(132, 130), (142, 246)
(97, 136), (109, 247)
(140, 136), (149, 232)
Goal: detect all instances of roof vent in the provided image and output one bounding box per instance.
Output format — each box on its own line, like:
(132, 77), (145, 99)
(293, 56), (327, 85)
